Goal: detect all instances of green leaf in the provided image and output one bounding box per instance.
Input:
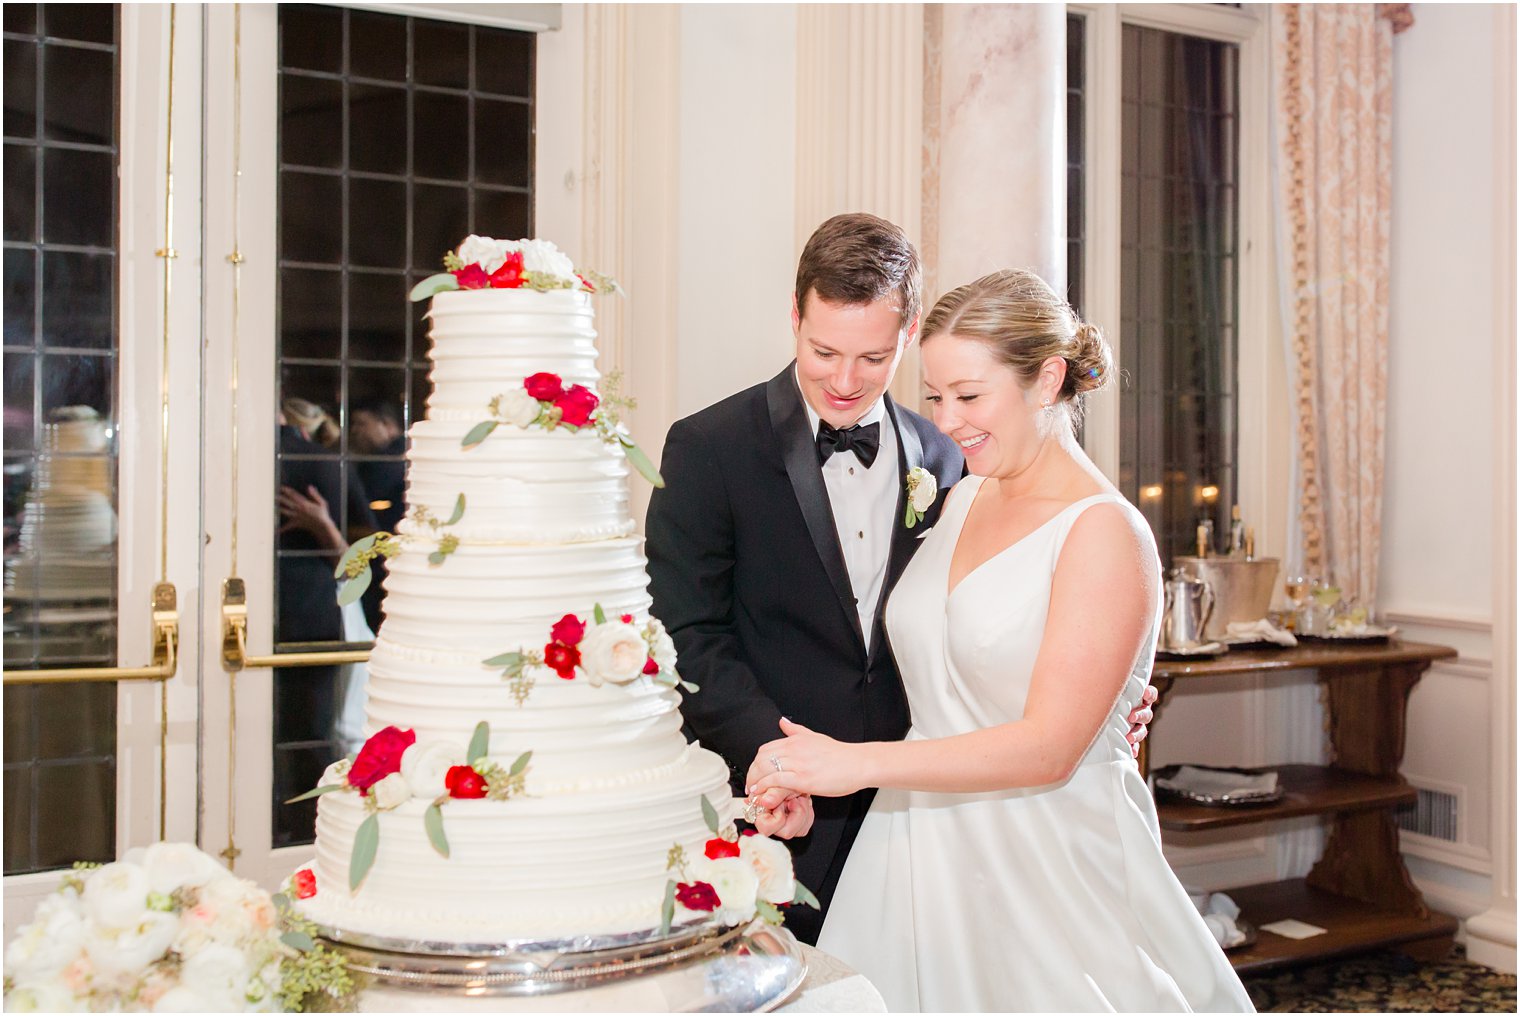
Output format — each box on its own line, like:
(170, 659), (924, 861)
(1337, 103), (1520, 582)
(659, 879), (677, 935)
(445, 493), (466, 526)
(509, 751), (532, 777)
(424, 803), (450, 859)
(482, 651), (523, 667)
(904, 501), (918, 528)
(622, 441), (665, 489)
(593, 603), (608, 626)
(756, 899), (785, 926)
(700, 796), (720, 835)
(336, 567), (371, 606)
(280, 929), (316, 952)
(409, 272), (459, 302)
(461, 420), (499, 450)
(428, 550), (447, 566)
(791, 880), (821, 910)
(349, 813), (380, 891)
(679, 680), (701, 694)
(467, 721), (490, 764)
(284, 782), (348, 805)
(333, 533), (380, 580)
(271, 892), (290, 910)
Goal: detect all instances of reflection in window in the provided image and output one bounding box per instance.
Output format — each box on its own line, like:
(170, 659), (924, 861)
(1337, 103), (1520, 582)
(2, 2), (119, 875)
(273, 5), (535, 847)
(1118, 25), (1239, 565)
(1066, 12), (1085, 316)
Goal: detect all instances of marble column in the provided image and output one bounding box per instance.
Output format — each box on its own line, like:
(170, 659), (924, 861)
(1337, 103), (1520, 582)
(926, 4), (1065, 304)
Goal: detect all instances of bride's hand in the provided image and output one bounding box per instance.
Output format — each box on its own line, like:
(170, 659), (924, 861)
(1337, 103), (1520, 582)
(746, 719), (869, 800)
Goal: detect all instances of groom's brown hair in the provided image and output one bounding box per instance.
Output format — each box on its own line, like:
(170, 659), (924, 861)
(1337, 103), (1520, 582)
(795, 213), (921, 330)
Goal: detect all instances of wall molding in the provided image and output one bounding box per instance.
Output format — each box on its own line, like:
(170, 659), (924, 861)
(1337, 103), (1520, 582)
(1383, 609), (1494, 635)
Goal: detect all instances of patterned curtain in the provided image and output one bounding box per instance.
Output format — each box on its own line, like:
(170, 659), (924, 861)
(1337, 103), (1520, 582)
(1272, 4), (1409, 607)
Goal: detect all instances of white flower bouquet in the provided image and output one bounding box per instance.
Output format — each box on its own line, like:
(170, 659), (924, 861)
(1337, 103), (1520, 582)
(3, 844), (353, 1013)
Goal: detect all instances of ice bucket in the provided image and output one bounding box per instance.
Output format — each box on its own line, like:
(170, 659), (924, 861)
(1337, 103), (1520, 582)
(1171, 557), (1280, 640)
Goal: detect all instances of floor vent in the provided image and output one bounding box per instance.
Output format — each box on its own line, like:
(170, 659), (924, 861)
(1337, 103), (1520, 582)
(1394, 787), (1459, 842)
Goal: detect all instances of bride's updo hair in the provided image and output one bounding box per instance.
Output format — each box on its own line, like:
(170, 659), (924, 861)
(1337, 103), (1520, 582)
(921, 269), (1113, 414)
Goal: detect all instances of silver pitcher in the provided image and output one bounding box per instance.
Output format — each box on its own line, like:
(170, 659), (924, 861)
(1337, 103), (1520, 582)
(1162, 569), (1215, 649)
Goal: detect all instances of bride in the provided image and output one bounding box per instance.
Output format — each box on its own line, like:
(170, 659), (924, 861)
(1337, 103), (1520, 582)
(745, 269), (1255, 1013)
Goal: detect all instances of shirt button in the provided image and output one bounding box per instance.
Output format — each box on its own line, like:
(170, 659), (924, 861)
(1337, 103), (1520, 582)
(857, 531), (864, 539)
(848, 467), (855, 475)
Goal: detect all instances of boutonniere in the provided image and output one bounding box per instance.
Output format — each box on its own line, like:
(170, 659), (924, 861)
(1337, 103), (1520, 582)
(904, 467), (937, 528)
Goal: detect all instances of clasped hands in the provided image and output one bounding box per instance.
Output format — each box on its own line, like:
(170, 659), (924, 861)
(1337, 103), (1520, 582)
(744, 718), (867, 839)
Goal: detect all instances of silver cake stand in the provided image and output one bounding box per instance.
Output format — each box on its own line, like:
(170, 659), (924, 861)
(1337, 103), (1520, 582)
(318, 919), (807, 1012)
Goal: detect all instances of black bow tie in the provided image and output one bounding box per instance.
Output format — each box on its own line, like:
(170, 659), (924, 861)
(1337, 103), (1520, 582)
(816, 420), (881, 468)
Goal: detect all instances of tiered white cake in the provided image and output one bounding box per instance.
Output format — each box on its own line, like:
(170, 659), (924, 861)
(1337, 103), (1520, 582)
(293, 271), (774, 947)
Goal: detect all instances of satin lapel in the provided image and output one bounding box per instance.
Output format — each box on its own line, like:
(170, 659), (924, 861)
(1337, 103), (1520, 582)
(765, 366), (865, 650)
(871, 396), (923, 667)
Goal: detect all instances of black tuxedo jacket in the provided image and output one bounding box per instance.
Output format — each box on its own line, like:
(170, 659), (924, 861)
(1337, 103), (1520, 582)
(646, 364), (964, 907)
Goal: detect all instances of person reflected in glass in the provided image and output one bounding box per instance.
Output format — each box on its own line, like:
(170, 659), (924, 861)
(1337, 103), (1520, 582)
(348, 397), (407, 634)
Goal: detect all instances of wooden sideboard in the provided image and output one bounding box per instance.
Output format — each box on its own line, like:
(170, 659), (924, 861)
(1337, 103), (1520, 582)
(1144, 639), (1460, 975)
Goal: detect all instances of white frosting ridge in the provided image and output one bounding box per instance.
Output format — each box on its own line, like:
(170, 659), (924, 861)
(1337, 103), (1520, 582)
(300, 752), (734, 943)
(425, 289), (601, 417)
(401, 421), (634, 543)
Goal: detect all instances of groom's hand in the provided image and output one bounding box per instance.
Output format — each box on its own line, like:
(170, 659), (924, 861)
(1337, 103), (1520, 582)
(1124, 683), (1159, 757)
(754, 793), (814, 839)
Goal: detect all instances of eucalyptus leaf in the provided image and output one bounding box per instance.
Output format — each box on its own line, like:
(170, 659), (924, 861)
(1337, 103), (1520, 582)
(424, 803), (450, 859)
(593, 603), (607, 626)
(462, 420), (499, 450)
(271, 892), (290, 910)
(482, 651), (523, 667)
(281, 930), (316, 953)
(679, 680), (701, 694)
(350, 813), (380, 891)
(509, 751), (533, 777)
(445, 493), (466, 526)
(428, 550), (447, 566)
(467, 721), (490, 764)
(333, 533), (379, 580)
(659, 879), (677, 936)
(284, 782), (348, 805)
(791, 880), (821, 909)
(756, 899), (784, 926)
(336, 567), (372, 606)
(622, 442), (665, 489)
(700, 796), (720, 835)
(409, 272), (459, 302)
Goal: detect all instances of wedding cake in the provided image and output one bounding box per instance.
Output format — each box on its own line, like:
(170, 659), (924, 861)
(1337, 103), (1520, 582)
(292, 238), (805, 950)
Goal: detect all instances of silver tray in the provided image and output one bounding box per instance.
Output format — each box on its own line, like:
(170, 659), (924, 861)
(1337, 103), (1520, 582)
(324, 919), (807, 1009)
(1152, 765), (1284, 807)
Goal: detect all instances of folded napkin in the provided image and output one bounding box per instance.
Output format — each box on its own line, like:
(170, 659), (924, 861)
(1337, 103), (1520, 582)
(1225, 618), (1298, 647)
(1186, 887), (1248, 948)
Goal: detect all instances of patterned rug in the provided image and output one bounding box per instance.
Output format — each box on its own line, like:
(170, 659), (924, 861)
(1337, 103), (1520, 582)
(1243, 947), (1517, 1013)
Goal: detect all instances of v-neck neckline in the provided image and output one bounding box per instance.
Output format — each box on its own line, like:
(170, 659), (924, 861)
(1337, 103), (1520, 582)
(944, 478), (1117, 600)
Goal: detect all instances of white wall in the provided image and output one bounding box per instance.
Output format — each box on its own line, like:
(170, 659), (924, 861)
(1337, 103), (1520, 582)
(1379, 2), (1514, 948)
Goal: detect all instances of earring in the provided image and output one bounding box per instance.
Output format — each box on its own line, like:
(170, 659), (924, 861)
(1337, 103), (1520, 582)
(1041, 399), (1054, 421)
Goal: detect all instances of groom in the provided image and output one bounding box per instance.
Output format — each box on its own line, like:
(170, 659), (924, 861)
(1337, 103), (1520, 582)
(645, 214), (963, 944)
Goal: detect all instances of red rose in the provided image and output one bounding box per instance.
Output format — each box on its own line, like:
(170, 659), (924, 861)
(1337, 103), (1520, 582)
(524, 372), (564, 402)
(544, 641), (581, 679)
(675, 881), (720, 912)
(489, 251), (525, 289)
(643, 656), (659, 675)
(704, 837), (741, 860)
(445, 765), (488, 799)
(549, 614), (586, 647)
(554, 384), (599, 428)
(576, 273), (595, 293)
(293, 869), (317, 899)
(740, 828), (757, 837)
(453, 264), (490, 290)
(349, 725), (416, 793)
(620, 614), (633, 624)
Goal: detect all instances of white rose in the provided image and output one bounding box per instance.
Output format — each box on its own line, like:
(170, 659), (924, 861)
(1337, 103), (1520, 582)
(191, 876), (275, 945)
(690, 856), (759, 926)
(908, 467), (937, 513)
(82, 862), (151, 930)
(83, 910), (177, 976)
(517, 238), (577, 282)
(497, 386), (543, 428)
(5, 980), (84, 1012)
(401, 741), (462, 800)
(647, 619), (678, 672)
(579, 621), (650, 685)
(141, 842), (222, 896)
(738, 835), (796, 905)
(319, 758), (352, 787)
(456, 234), (517, 274)
(178, 943), (254, 1012)
(371, 771), (411, 811)
(5, 894), (87, 980)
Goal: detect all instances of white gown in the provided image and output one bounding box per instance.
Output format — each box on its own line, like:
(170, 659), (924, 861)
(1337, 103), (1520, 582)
(817, 477), (1255, 1013)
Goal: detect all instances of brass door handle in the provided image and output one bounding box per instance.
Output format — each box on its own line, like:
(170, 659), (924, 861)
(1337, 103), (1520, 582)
(3, 582), (180, 685)
(220, 577), (372, 671)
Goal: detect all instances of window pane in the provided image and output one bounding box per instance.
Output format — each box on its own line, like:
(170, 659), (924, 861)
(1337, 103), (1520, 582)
(3, 2), (119, 876)
(1119, 24), (1239, 565)
(273, 7), (535, 848)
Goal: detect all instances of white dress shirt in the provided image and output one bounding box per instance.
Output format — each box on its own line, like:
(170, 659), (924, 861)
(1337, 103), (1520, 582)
(798, 374), (897, 653)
